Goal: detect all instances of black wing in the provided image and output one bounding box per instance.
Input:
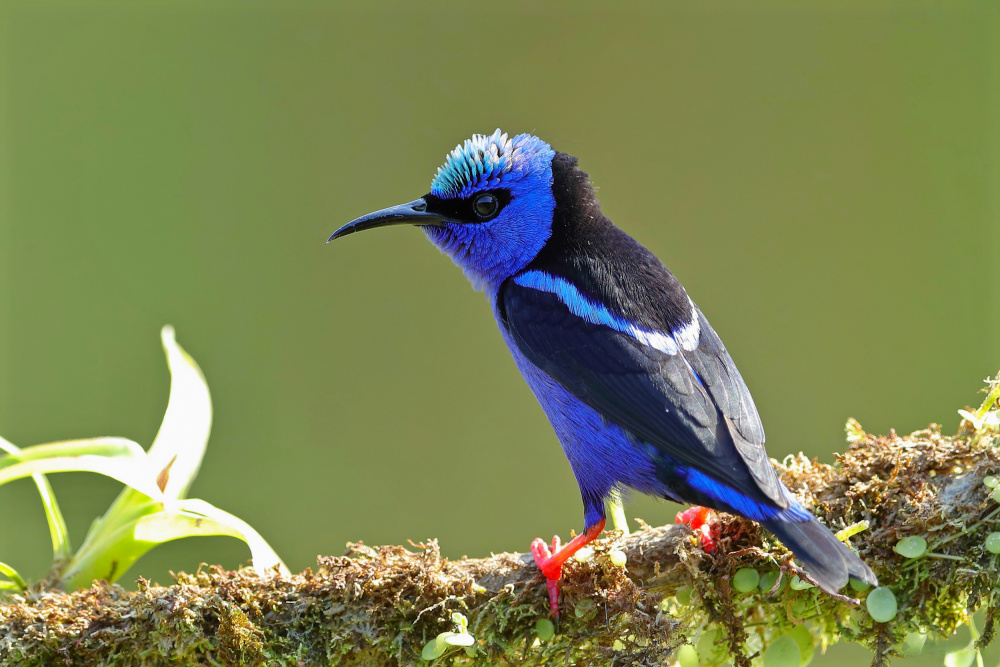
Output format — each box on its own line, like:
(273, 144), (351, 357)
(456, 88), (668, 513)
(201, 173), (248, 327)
(500, 279), (787, 508)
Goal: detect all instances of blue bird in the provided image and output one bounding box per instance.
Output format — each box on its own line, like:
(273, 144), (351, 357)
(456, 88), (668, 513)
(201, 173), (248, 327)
(330, 130), (877, 614)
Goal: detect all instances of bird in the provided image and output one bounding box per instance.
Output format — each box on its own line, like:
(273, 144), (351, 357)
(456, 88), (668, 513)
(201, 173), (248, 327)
(329, 129), (877, 615)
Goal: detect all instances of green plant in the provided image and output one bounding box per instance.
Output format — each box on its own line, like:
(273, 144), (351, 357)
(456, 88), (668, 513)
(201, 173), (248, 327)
(0, 326), (287, 593)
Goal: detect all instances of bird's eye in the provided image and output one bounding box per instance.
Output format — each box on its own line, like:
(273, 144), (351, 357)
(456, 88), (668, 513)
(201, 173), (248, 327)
(473, 193), (499, 220)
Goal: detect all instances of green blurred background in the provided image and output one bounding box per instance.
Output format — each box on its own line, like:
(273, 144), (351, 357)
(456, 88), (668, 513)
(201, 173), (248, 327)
(1, 1), (997, 664)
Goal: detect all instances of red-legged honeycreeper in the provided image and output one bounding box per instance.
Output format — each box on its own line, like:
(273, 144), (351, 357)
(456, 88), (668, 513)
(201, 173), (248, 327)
(329, 130), (877, 615)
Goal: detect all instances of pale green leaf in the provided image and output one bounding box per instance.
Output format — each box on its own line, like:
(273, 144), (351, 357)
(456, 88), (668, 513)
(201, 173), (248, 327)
(147, 325), (212, 500)
(0, 435), (70, 558)
(59, 495), (166, 590)
(0, 436), (20, 457)
(960, 381), (1000, 432)
(0, 561), (27, 592)
(974, 382), (1000, 420)
(131, 510), (245, 542)
(74, 327), (211, 563)
(944, 647), (979, 667)
(605, 490), (630, 536)
(443, 633), (475, 647)
(958, 409), (982, 429)
(0, 437), (146, 471)
(60, 499), (287, 589)
(176, 498), (288, 575)
(0, 438), (163, 501)
(60, 509), (222, 588)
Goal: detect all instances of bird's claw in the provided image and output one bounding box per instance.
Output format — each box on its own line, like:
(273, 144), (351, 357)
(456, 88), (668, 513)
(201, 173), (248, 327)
(529, 519), (605, 618)
(531, 536), (565, 612)
(531, 535), (568, 616)
(675, 506), (717, 553)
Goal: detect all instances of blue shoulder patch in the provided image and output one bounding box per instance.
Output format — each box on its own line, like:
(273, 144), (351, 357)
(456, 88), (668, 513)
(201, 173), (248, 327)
(513, 270), (681, 355)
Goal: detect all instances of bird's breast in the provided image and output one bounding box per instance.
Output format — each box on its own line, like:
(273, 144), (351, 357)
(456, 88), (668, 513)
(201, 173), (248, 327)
(492, 304), (665, 500)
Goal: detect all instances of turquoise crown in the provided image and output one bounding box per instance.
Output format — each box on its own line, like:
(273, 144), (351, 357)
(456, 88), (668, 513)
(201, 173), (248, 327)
(430, 129), (516, 198)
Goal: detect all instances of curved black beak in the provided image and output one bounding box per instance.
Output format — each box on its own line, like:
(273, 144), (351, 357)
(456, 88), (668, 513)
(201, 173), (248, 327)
(328, 198), (449, 242)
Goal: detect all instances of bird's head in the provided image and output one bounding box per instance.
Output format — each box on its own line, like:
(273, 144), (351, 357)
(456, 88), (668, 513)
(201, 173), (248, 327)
(330, 130), (557, 290)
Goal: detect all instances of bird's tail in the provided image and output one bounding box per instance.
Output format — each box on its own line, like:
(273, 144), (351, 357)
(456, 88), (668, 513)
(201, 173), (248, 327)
(762, 511), (877, 595)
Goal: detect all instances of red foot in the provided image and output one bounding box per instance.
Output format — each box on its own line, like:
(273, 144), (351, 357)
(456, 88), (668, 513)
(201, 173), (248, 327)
(530, 518), (606, 617)
(675, 506), (717, 553)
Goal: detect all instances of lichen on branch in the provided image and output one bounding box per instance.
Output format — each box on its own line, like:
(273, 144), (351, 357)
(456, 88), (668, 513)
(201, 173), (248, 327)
(2, 378), (999, 667)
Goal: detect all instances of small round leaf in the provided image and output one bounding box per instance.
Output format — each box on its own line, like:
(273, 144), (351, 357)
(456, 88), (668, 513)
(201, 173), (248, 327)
(764, 634), (801, 667)
(759, 570), (786, 594)
(788, 625), (815, 666)
(534, 618), (555, 642)
(676, 644), (699, 667)
(444, 633), (475, 647)
(893, 536), (927, 559)
(732, 567), (760, 593)
(421, 636), (448, 661)
(866, 587), (897, 623)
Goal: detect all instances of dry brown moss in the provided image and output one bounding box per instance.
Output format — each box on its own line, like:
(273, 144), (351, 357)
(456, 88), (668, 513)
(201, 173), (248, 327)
(2, 380), (999, 666)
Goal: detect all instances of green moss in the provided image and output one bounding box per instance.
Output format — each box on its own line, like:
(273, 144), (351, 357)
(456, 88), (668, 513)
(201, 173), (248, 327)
(2, 375), (999, 666)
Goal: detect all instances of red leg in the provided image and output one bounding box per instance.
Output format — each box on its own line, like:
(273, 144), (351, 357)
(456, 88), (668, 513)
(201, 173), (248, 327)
(675, 506), (717, 553)
(530, 518), (606, 617)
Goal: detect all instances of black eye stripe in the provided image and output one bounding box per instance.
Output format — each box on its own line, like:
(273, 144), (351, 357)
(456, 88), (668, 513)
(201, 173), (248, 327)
(424, 189), (512, 224)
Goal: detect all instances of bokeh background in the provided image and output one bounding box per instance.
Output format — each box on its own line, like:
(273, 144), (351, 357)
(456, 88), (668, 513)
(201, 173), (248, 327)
(1, 1), (997, 664)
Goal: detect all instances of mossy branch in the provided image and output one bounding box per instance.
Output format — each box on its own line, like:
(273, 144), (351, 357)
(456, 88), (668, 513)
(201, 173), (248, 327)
(3, 382), (1000, 666)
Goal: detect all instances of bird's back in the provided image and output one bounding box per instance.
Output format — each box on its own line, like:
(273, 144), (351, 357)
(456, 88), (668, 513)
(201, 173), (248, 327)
(527, 152), (694, 336)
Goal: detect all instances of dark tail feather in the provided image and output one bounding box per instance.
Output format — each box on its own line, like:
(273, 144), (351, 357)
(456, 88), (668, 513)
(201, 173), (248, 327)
(762, 514), (877, 595)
